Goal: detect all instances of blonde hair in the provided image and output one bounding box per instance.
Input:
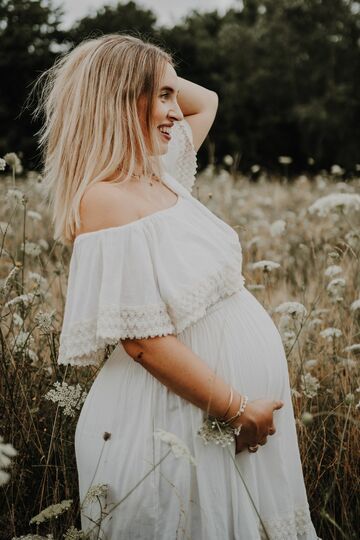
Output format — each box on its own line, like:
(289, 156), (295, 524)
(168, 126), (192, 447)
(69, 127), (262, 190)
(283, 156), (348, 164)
(32, 34), (174, 245)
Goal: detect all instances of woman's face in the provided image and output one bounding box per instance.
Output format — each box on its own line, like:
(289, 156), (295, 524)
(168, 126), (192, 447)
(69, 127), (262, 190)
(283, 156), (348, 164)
(139, 62), (184, 155)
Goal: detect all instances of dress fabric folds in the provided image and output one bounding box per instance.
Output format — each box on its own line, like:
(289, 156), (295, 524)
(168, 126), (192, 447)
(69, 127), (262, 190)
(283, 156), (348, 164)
(58, 119), (320, 539)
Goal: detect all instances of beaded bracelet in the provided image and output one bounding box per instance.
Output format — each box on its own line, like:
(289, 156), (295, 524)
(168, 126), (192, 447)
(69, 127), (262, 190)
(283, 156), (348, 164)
(197, 393), (249, 447)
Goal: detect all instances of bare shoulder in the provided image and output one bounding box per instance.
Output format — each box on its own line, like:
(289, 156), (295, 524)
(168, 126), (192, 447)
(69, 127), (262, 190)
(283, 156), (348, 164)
(76, 182), (140, 237)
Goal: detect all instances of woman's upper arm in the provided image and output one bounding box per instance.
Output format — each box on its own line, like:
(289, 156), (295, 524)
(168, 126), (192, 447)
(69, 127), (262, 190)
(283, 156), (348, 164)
(184, 92), (218, 152)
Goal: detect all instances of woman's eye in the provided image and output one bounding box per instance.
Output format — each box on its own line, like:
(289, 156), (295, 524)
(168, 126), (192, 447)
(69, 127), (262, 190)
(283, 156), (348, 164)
(161, 93), (169, 98)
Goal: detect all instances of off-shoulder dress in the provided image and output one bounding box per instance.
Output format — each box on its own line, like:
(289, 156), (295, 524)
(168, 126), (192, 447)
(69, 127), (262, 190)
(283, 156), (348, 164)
(58, 119), (319, 539)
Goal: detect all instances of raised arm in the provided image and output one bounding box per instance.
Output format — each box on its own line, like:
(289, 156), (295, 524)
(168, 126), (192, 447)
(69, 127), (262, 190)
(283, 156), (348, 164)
(177, 76), (218, 152)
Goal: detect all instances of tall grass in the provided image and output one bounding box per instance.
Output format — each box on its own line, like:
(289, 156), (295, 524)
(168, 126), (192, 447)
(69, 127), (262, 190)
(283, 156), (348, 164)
(0, 160), (359, 539)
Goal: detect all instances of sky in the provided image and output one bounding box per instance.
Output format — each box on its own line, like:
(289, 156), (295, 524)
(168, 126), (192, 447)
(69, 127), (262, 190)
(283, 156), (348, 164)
(58, 0), (240, 29)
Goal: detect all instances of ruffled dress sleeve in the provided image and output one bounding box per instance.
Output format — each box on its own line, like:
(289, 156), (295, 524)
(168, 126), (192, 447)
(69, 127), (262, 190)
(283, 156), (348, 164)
(160, 118), (198, 193)
(57, 227), (176, 367)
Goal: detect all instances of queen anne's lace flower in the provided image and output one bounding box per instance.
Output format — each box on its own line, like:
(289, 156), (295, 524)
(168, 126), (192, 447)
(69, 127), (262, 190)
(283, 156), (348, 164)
(275, 302), (307, 320)
(320, 327), (342, 340)
(82, 483), (109, 506)
(0, 435), (17, 486)
(300, 373), (320, 398)
(63, 526), (87, 540)
(6, 188), (26, 205)
(21, 241), (42, 257)
(5, 292), (37, 308)
(344, 344), (360, 353)
(34, 310), (56, 334)
(154, 429), (197, 466)
(29, 499), (73, 524)
(308, 193), (360, 217)
(27, 210), (42, 221)
(270, 219), (286, 237)
(350, 298), (360, 311)
(324, 265), (342, 278)
(44, 382), (87, 417)
(250, 260), (281, 272)
(0, 158), (6, 171)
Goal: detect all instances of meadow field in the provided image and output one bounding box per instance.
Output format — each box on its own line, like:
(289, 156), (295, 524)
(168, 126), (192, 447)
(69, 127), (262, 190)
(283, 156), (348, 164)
(0, 157), (359, 539)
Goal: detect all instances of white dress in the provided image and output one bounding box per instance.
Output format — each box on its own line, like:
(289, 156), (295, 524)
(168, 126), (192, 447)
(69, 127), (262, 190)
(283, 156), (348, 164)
(58, 120), (320, 540)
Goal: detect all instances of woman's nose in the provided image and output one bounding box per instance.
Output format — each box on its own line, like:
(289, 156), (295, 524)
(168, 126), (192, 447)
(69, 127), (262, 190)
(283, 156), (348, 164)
(169, 103), (184, 122)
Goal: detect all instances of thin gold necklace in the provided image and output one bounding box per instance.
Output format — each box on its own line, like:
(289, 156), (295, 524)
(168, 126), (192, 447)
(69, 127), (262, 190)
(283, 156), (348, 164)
(131, 172), (160, 187)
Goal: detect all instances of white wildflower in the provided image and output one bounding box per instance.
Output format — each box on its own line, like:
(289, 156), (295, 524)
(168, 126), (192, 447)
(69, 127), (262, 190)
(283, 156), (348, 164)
(326, 277), (346, 300)
(0, 158), (6, 171)
(249, 260), (281, 272)
(0, 221), (14, 235)
(304, 359), (318, 369)
(344, 393), (355, 405)
(11, 331), (34, 352)
(82, 483), (109, 506)
(11, 535), (54, 540)
(344, 344), (360, 353)
(251, 164), (260, 174)
(0, 265), (20, 295)
(301, 412), (314, 426)
(44, 382), (87, 417)
(21, 241), (42, 257)
(247, 284), (265, 291)
(324, 265), (342, 278)
(27, 210), (42, 221)
(4, 152), (22, 172)
(308, 318), (322, 328)
(13, 313), (24, 327)
(270, 219), (286, 237)
(27, 350), (39, 364)
(312, 308), (330, 317)
(5, 292), (36, 308)
(350, 298), (360, 311)
(28, 271), (48, 290)
(291, 388), (302, 398)
(34, 310), (55, 334)
(0, 435), (17, 486)
(29, 499), (73, 524)
(345, 230), (360, 250)
(6, 188), (26, 205)
(63, 526), (87, 540)
(320, 327), (342, 340)
(278, 156), (292, 165)
(300, 373), (320, 398)
(308, 193), (360, 217)
(38, 238), (49, 251)
(223, 154), (234, 166)
(330, 164), (344, 176)
(154, 429), (196, 466)
(275, 301), (307, 320)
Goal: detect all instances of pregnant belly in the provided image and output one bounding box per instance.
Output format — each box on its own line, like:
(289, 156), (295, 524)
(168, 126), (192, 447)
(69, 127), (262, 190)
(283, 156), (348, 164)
(177, 287), (288, 400)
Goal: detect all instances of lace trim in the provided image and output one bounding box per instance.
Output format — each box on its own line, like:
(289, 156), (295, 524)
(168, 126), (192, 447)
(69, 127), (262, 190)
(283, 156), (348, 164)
(167, 263), (245, 334)
(58, 304), (175, 366)
(259, 506), (318, 540)
(164, 120), (198, 193)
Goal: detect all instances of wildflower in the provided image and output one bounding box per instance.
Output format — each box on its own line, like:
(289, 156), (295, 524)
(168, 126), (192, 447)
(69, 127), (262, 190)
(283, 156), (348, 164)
(270, 219), (286, 237)
(307, 157), (315, 165)
(247, 284), (265, 291)
(27, 350), (39, 364)
(223, 154), (234, 166)
(278, 156), (292, 165)
(344, 393), (355, 405)
(82, 483), (109, 506)
(28, 271), (48, 290)
(38, 239), (49, 251)
(27, 210), (42, 221)
(11, 331), (34, 352)
(308, 193), (360, 217)
(6, 188), (26, 205)
(249, 260), (281, 272)
(0, 435), (17, 486)
(154, 429), (197, 466)
(344, 344), (360, 353)
(330, 164), (344, 176)
(300, 373), (320, 398)
(44, 382), (87, 417)
(13, 313), (24, 327)
(0, 221), (14, 235)
(350, 298), (360, 311)
(29, 499), (73, 524)
(5, 293), (36, 308)
(34, 310), (56, 334)
(345, 230), (360, 250)
(63, 526), (87, 540)
(0, 265), (20, 295)
(304, 359), (318, 369)
(251, 164), (260, 174)
(275, 301), (307, 320)
(308, 318), (322, 328)
(4, 152), (22, 173)
(21, 241), (42, 257)
(301, 412), (314, 426)
(11, 535), (54, 540)
(291, 388), (301, 398)
(324, 265), (342, 278)
(0, 158), (6, 171)
(326, 277), (346, 302)
(320, 327), (342, 340)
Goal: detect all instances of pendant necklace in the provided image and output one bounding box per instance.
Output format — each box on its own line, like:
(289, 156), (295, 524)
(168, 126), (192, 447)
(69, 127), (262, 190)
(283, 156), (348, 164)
(131, 172), (160, 187)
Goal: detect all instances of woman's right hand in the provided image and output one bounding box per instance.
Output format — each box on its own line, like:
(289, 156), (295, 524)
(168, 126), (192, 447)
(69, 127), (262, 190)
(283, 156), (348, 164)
(234, 398), (284, 454)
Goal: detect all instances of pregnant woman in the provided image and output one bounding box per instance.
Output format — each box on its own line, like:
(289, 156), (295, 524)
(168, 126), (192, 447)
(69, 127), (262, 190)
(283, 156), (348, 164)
(35, 34), (319, 539)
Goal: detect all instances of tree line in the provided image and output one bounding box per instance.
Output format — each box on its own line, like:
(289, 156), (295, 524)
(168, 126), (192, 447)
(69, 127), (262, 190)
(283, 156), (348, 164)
(0, 0), (359, 175)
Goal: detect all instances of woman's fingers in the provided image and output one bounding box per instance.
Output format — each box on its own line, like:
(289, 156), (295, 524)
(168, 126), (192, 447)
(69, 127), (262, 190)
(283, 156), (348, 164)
(273, 400), (284, 410)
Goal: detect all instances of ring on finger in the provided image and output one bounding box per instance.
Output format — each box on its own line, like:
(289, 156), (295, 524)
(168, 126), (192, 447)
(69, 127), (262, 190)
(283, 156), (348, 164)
(248, 444), (260, 452)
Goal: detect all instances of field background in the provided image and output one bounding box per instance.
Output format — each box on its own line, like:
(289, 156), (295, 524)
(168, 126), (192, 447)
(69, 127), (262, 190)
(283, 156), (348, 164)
(0, 165), (359, 539)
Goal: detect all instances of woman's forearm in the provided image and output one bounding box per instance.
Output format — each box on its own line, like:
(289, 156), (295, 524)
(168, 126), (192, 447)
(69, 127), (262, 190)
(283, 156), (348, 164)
(122, 335), (243, 421)
(177, 76), (218, 116)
